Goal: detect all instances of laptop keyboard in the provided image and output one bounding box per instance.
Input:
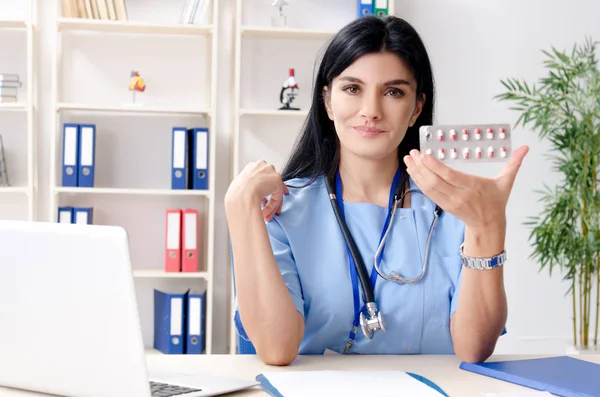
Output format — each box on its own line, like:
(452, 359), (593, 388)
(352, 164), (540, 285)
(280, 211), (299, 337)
(150, 381), (203, 396)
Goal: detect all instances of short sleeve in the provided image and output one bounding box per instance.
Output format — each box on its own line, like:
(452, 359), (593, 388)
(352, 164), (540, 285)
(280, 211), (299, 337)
(232, 217), (305, 342)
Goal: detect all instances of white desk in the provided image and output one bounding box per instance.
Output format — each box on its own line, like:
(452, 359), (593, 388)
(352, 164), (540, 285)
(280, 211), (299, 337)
(0, 353), (598, 396)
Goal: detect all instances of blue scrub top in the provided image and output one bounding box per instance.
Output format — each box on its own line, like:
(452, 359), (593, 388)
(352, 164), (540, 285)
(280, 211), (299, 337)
(234, 174), (467, 355)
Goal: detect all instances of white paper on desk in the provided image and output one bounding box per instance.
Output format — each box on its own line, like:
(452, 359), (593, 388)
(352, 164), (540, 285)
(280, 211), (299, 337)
(258, 371), (445, 396)
(483, 392), (553, 397)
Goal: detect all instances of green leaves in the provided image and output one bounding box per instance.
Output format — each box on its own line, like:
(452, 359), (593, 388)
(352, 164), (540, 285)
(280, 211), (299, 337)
(496, 37), (600, 349)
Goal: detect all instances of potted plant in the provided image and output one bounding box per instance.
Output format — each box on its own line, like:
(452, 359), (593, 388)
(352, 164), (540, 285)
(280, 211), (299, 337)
(495, 37), (600, 352)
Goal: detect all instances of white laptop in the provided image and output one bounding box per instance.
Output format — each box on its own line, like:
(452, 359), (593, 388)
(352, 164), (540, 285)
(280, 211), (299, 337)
(0, 220), (258, 397)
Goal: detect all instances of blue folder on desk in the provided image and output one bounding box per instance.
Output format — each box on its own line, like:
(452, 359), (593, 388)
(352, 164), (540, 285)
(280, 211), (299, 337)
(459, 356), (600, 397)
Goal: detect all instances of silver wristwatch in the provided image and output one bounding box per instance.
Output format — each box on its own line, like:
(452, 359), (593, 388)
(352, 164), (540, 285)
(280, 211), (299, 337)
(459, 243), (506, 270)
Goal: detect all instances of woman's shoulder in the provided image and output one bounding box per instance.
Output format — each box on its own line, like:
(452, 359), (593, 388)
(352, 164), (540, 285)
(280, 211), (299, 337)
(280, 175), (327, 209)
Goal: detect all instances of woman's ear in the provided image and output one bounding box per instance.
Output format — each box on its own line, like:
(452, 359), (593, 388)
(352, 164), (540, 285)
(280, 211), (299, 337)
(409, 93), (426, 127)
(322, 86), (334, 120)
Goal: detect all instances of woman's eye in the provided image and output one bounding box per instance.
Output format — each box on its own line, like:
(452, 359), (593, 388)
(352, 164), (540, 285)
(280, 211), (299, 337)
(343, 85), (360, 94)
(386, 88), (404, 97)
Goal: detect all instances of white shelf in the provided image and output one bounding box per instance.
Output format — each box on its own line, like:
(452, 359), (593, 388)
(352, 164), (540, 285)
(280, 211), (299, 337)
(133, 269), (209, 279)
(0, 187), (29, 194)
(240, 25), (336, 40)
(55, 187), (210, 197)
(0, 103), (29, 112)
(56, 102), (211, 115)
(57, 18), (213, 37)
(240, 108), (308, 117)
(1, 1), (37, 222)
(0, 20), (27, 29)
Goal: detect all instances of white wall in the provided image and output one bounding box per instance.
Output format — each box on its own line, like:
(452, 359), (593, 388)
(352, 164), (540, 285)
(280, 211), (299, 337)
(1, 0), (598, 354)
(393, 0), (600, 354)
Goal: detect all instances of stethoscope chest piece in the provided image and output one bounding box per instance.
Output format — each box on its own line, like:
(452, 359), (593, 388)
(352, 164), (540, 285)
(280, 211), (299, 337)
(359, 302), (386, 340)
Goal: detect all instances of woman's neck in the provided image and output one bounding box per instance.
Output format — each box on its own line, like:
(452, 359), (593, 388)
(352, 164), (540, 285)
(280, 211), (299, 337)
(338, 150), (400, 207)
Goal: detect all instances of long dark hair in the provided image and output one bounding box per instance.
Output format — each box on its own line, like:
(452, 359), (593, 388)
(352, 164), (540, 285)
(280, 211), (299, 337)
(281, 15), (435, 185)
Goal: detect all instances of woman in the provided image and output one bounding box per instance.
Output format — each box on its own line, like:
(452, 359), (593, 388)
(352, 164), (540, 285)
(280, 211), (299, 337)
(225, 15), (528, 366)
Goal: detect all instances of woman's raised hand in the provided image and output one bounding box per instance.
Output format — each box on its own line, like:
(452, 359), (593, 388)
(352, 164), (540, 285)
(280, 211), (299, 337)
(225, 160), (289, 222)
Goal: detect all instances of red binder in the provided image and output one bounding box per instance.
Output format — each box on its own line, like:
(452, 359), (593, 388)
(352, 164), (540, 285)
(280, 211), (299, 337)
(182, 208), (199, 272)
(164, 209), (182, 272)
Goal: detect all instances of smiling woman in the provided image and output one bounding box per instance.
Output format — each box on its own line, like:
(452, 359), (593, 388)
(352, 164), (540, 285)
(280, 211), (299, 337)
(321, 51), (424, 206)
(225, 15), (525, 366)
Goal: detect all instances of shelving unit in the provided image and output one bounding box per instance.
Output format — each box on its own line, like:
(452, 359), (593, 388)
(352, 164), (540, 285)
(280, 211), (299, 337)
(56, 17), (213, 36)
(56, 102), (211, 115)
(0, 103), (29, 111)
(0, 19), (27, 29)
(133, 269), (209, 279)
(55, 187), (211, 197)
(49, 1), (219, 355)
(229, 0), (395, 354)
(0, 1), (37, 222)
(239, 25), (337, 39)
(239, 108), (308, 117)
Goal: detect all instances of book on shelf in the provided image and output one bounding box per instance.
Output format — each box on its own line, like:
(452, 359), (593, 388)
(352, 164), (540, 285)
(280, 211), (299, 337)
(154, 287), (207, 355)
(0, 74), (22, 103)
(62, 0), (128, 21)
(165, 208), (200, 273)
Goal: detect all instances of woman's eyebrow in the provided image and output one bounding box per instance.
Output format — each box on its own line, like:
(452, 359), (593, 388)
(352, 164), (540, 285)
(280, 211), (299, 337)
(338, 76), (411, 86)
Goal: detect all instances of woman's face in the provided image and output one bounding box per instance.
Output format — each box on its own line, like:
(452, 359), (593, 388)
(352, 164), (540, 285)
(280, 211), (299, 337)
(323, 51), (424, 163)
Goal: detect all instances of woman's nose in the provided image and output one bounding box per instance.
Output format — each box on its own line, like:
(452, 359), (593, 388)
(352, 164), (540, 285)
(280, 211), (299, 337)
(360, 91), (383, 121)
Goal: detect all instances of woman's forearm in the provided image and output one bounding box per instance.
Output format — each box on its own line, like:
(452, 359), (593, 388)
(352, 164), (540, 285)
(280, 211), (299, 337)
(225, 194), (304, 365)
(451, 223), (507, 363)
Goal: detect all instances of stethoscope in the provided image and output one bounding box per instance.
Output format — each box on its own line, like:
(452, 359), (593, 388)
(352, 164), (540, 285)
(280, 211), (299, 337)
(325, 166), (442, 351)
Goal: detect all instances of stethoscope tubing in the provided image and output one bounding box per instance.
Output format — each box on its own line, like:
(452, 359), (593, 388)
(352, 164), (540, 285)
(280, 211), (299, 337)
(326, 175), (442, 307)
(326, 180), (376, 305)
(373, 188), (442, 283)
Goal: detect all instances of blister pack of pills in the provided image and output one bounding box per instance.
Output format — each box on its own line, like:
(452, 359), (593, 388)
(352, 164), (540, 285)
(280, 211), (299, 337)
(419, 123), (512, 163)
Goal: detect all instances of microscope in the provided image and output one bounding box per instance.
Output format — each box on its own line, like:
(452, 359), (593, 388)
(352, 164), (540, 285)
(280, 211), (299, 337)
(279, 68), (300, 111)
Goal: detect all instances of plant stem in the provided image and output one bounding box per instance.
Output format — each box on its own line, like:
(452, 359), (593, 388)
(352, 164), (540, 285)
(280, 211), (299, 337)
(593, 167), (599, 348)
(582, 150), (590, 349)
(594, 255), (600, 346)
(571, 275), (577, 346)
(580, 269), (583, 348)
(585, 266), (590, 348)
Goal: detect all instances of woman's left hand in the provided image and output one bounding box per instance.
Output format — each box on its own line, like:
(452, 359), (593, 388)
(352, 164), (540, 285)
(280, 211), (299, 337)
(403, 145), (529, 232)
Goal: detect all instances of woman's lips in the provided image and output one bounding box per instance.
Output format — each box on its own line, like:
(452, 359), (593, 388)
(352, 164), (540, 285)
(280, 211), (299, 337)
(353, 126), (385, 137)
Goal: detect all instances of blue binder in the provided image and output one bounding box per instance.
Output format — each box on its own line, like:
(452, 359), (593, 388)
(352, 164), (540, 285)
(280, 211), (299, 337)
(153, 289), (188, 354)
(61, 124), (80, 187)
(185, 288), (206, 354)
(73, 207), (93, 224)
(189, 128), (209, 190)
(459, 356), (600, 397)
(171, 127), (189, 190)
(57, 207), (73, 223)
(78, 124), (96, 187)
(357, 0), (373, 17)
